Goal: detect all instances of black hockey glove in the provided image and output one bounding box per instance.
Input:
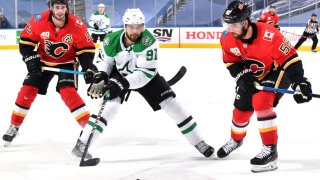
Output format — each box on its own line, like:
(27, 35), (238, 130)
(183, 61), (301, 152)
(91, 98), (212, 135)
(93, 23), (99, 30)
(87, 71), (109, 99)
(23, 51), (42, 75)
(235, 69), (258, 95)
(102, 77), (129, 100)
(83, 65), (98, 84)
(291, 78), (312, 104)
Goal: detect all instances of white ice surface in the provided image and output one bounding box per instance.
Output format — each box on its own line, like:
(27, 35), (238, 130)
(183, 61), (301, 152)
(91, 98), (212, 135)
(0, 49), (319, 180)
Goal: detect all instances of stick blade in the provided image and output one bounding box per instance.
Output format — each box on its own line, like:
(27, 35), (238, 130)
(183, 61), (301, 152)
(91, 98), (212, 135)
(167, 66), (187, 86)
(79, 158), (100, 167)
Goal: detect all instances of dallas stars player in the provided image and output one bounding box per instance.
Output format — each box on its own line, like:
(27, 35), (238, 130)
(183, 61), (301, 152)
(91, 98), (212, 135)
(88, 3), (112, 43)
(71, 8), (214, 159)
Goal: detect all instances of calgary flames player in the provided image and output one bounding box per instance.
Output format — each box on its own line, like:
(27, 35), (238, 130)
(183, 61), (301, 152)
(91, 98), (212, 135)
(218, 0), (312, 173)
(258, 5), (280, 30)
(2, 0), (96, 155)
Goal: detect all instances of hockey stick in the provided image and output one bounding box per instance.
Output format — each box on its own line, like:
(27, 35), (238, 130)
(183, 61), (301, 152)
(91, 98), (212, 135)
(255, 84), (320, 98)
(42, 67), (86, 75)
(79, 92), (110, 167)
(124, 66), (187, 102)
(167, 66), (187, 86)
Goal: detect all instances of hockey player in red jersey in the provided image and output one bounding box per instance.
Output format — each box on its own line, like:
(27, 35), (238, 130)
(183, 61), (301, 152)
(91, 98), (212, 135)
(2, 0), (97, 152)
(258, 5), (280, 30)
(218, 0), (312, 173)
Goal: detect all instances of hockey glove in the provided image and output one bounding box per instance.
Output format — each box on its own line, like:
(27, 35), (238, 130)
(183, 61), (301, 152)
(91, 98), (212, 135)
(235, 69), (258, 95)
(87, 71), (109, 99)
(83, 65), (98, 84)
(102, 77), (129, 100)
(93, 23), (99, 30)
(291, 77), (312, 104)
(23, 51), (42, 76)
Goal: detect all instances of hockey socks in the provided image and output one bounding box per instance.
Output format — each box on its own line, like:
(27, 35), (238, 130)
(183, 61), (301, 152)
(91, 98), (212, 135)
(59, 86), (90, 128)
(11, 85), (38, 126)
(79, 114), (107, 145)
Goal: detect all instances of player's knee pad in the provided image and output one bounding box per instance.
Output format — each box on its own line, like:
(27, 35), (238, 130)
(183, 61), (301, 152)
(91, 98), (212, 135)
(252, 91), (276, 111)
(16, 85), (38, 107)
(232, 108), (253, 125)
(160, 97), (190, 124)
(59, 86), (84, 110)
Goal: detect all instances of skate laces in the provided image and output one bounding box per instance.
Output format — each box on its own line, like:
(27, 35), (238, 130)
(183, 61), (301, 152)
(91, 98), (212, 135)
(256, 145), (272, 159)
(195, 141), (209, 154)
(223, 139), (239, 153)
(5, 125), (18, 136)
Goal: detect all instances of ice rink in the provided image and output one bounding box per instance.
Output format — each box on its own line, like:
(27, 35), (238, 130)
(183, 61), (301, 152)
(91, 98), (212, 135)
(0, 48), (319, 180)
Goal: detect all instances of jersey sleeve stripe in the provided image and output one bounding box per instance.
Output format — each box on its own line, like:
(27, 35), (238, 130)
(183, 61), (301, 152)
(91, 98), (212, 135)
(76, 49), (96, 55)
(19, 39), (37, 47)
(282, 56), (301, 70)
(225, 62), (234, 68)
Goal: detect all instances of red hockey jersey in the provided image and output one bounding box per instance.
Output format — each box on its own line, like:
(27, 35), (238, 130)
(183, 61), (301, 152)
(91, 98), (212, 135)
(220, 22), (299, 80)
(259, 12), (279, 26)
(20, 11), (95, 66)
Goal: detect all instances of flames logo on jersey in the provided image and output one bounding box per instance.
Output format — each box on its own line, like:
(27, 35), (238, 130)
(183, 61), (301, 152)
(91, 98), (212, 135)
(244, 59), (266, 78)
(44, 40), (69, 59)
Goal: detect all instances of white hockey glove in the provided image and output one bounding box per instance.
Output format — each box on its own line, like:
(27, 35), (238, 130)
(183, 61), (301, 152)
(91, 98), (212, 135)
(87, 71), (109, 99)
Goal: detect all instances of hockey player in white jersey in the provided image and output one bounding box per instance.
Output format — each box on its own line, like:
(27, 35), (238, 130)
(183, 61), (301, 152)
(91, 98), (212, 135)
(71, 8), (214, 161)
(88, 3), (112, 43)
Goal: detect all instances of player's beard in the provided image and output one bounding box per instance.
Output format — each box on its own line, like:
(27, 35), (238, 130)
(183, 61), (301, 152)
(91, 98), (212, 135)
(53, 12), (65, 22)
(232, 26), (248, 40)
(125, 33), (140, 43)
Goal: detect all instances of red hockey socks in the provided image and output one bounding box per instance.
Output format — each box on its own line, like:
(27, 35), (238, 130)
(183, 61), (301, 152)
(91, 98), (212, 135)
(231, 108), (253, 141)
(59, 86), (90, 128)
(253, 91), (278, 145)
(11, 85), (38, 126)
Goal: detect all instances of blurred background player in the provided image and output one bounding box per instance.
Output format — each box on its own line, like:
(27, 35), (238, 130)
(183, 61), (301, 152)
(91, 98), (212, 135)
(258, 5), (280, 30)
(18, 18), (27, 28)
(88, 3), (112, 43)
(219, 0), (312, 173)
(294, 13), (319, 52)
(71, 8), (214, 160)
(0, 11), (12, 28)
(2, 0), (97, 151)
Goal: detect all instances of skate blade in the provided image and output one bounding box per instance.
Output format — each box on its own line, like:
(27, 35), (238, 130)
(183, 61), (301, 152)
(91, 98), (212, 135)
(251, 161), (278, 173)
(4, 141), (11, 147)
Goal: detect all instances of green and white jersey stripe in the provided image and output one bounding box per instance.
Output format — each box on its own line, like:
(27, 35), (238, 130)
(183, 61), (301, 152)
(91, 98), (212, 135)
(97, 29), (159, 89)
(88, 11), (112, 34)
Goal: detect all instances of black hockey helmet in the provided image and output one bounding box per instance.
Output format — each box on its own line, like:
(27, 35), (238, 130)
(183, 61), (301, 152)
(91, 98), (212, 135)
(222, 0), (251, 24)
(48, 0), (69, 8)
(312, 13), (317, 17)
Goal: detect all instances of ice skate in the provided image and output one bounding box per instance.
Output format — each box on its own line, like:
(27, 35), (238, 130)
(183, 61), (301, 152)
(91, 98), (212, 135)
(251, 144), (278, 173)
(3, 125), (19, 147)
(312, 49), (317, 53)
(195, 140), (215, 158)
(71, 139), (92, 159)
(217, 138), (243, 158)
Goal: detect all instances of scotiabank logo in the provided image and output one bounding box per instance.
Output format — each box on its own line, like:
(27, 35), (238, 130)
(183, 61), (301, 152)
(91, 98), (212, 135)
(186, 31), (223, 39)
(153, 29), (173, 42)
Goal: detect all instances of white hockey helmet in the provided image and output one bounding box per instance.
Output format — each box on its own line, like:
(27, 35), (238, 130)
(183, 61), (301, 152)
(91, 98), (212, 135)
(123, 8), (145, 31)
(98, 3), (105, 8)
